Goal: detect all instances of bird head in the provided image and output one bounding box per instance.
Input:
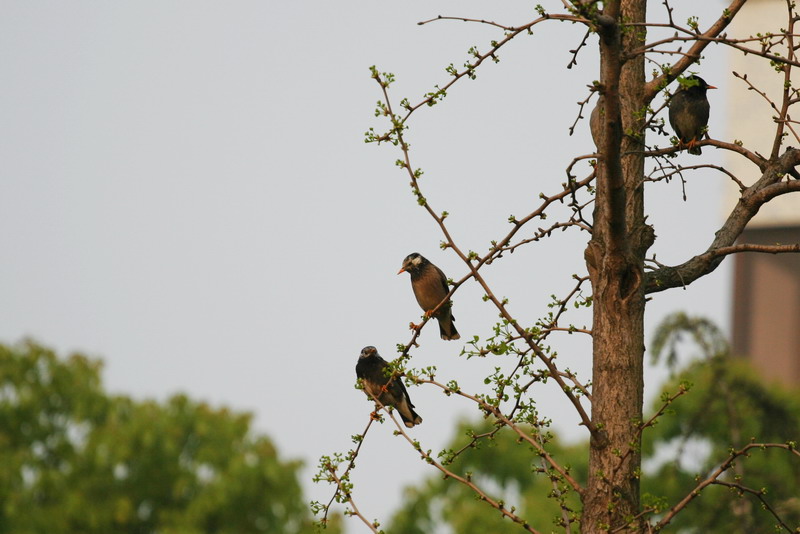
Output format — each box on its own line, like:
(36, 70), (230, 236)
(680, 74), (717, 93)
(359, 346), (378, 359)
(397, 253), (425, 275)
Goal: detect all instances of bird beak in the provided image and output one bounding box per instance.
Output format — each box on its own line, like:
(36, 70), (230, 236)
(397, 268), (405, 275)
(707, 85), (717, 90)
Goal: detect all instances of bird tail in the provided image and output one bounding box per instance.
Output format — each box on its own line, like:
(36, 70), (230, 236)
(688, 145), (702, 155)
(438, 315), (460, 341)
(402, 410), (423, 428)
(397, 401), (423, 428)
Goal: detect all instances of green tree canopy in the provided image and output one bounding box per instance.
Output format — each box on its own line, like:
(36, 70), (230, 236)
(641, 314), (800, 533)
(0, 340), (331, 534)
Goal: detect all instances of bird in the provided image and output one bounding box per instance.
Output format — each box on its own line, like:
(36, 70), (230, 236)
(355, 346), (422, 428)
(590, 96), (604, 149)
(398, 253), (460, 340)
(668, 75), (716, 155)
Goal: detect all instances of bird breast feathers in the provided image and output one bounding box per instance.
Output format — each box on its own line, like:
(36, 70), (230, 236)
(413, 271), (449, 310)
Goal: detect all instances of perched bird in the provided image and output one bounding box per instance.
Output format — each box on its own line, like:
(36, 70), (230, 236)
(590, 96), (604, 149)
(398, 253), (460, 341)
(668, 75), (716, 155)
(355, 346), (422, 428)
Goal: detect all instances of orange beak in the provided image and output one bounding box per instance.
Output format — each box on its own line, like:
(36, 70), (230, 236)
(707, 85), (717, 90)
(397, 268), (405, 275)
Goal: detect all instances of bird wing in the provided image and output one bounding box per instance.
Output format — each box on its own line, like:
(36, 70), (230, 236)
(668, 92), (688, 141)
(434, 264), (450, 296)
(386, 375), (415, 408)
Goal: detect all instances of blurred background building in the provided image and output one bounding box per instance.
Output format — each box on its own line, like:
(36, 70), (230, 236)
(726, 0), (800, 385)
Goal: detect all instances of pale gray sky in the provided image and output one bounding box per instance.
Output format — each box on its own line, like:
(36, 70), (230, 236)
(0, 1), (735, 529)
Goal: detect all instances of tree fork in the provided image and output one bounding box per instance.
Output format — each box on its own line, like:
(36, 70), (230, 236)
(585, 0), (651, 532)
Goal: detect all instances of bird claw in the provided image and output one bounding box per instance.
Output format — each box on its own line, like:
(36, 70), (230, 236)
(423, 310), (433, 319)
(409, 322), (421, 331)
(369, 410), (380, 421)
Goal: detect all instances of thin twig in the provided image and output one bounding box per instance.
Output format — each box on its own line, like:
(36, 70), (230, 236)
(654, 442), (800, 531)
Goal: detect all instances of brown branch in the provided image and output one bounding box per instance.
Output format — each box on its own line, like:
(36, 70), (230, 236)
(534, 427), (576, 533)
(644, 0), (748, 102)
(644, 163), (747, 192)
(640, 138), (766, 171)
(421, 377), (585, 496)
(711, 480), (796, 534)
(646, 149), (800, 294)
(403, 13), (588, 120)
(459, 261), (597, 433)
(654, 443), (800, 531)
(771, 4), (798, 158)
(632, 30), (800, 54)
(417, 15), (516, 30)
(730, 70), (800, 154)
(499, 219), (593, 253)
(568, 28), (593, 69)
(325, 463), (380, 533)
(630, 31), (800, 69)
(443, 275), (590, 466)
(613, 383), (690, 483)
(569, 91), (598, 137)
(710, 242), (800, 256)
(558, 369), (593, 401)
(373, 71), (598, 434)
(609, 508), (658, 533)
(317, 417), (377, 530)
(383, 406), (546, 534)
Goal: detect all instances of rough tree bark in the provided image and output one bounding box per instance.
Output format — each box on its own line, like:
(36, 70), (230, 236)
(584, 0), (651, 531)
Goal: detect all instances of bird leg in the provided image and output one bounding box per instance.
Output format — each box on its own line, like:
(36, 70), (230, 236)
(409, 321), (422, 331)
(686, 137), (698, 151)
(369, 410), (381, 421)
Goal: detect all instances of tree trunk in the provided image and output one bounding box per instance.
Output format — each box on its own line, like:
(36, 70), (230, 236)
(584, 0), (651, 532)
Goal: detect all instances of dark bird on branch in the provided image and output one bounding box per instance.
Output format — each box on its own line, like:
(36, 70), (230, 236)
(355, 346), (422, 428)
(398, 253), (460, 340)
(668, 75), (716, 155)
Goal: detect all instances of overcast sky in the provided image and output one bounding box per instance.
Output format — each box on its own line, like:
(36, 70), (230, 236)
(0, 1), (741, 529)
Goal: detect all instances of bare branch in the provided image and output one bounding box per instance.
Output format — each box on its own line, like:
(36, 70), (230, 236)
(420, 377), (585, 496)
(324, 462), (380, 533)
(646, 150), (800, 294)
(403, 13), (589, 120)
(646, 237), (800, 291)
(639, 139), (767, 171)
(644, 162), (747, 192)
(316, 417), (377, 530)
(654, 442), (800, 531)
(771, 7), (799, 158)
(568, 28), (593, 69)
(418, 15), (516, 30)
(711, 480), (797, 534)
(384, 407), (547, 534)
(372, 71), (599, 436)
